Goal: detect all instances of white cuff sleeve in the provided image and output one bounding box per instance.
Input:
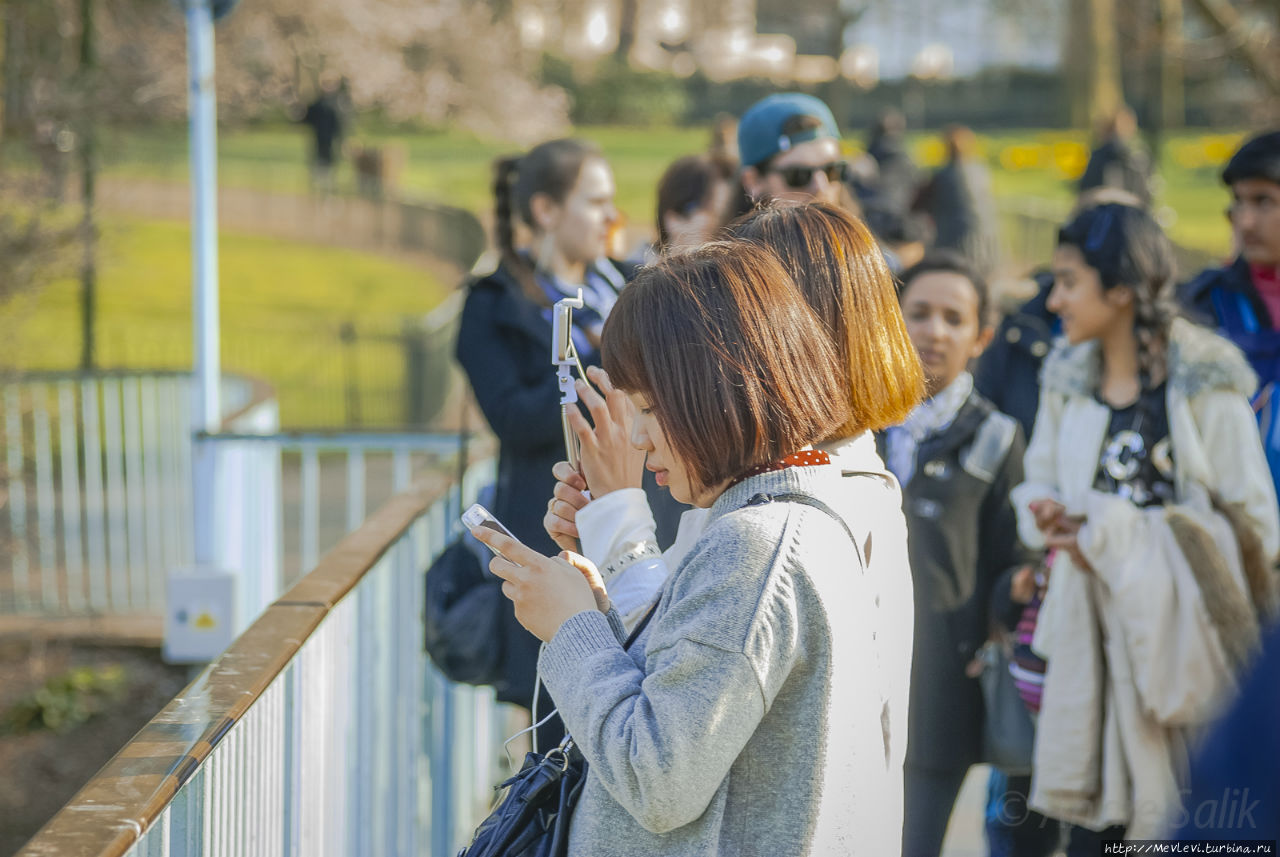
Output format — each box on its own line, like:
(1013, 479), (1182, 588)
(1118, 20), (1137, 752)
(577, 488), (658, 566)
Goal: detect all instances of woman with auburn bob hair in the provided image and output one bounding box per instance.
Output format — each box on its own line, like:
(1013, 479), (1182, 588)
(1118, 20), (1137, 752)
(543, 204), (921, 843)
(472, 242), (909, 856)
(540, 203), (922, 851)
(543, 203), (923, 624)
(726, 202), (925, 436)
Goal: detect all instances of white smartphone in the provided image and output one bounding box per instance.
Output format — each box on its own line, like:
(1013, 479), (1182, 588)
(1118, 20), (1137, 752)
(552, 302), (575, 364)
(461, 503), (518, 558)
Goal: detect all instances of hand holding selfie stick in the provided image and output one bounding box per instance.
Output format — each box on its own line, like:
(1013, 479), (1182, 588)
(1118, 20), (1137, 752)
(553, 290), (588, 473)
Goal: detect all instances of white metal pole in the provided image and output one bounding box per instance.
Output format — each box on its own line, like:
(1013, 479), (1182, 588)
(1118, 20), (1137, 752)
(187, 0), (220, 566)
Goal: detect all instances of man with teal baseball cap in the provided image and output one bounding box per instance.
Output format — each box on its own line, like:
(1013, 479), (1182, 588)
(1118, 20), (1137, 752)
(737, 93), (848, 207)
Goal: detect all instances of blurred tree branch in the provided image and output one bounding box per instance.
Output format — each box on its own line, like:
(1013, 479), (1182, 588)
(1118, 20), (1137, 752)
(1185, 0), (1280, 98)
(3, 0), (569, 143)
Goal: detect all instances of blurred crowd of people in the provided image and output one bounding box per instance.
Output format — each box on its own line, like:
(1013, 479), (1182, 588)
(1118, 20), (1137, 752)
(443, 89), (1280, 856)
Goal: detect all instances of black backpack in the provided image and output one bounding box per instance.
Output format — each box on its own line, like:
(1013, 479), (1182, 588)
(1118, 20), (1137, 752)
(423, 533), (506, 687)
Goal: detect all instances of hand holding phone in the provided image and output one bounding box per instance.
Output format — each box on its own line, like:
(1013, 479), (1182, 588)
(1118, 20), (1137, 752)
(465, 502), (611, 641)
(462, 503), (520, 563)
(563, 366), (645, 497)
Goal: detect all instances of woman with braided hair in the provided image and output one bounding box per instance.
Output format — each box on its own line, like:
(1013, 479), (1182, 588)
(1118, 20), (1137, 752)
(456, 139), (682, 742)
(1011, 203), (1279, 851)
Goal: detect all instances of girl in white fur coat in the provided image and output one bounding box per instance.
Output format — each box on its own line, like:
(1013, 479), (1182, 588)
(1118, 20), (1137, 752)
(1011, 204), (1279, 852)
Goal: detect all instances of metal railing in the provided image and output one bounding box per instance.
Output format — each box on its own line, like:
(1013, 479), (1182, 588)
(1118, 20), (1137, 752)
(200, 429), (474, 594)
(1, 370), (477, 637)
(18, 459), (508, 857)
(0, 372), (264, 615)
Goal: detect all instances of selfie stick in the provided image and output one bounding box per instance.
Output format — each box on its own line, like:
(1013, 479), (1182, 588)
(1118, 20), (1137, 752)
(552, 290), (586, 472)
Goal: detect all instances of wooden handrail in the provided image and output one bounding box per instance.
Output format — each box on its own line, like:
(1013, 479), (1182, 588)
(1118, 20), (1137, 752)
(17, 472), (449, 857)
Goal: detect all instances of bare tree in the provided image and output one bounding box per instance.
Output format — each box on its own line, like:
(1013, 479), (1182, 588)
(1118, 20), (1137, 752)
(1184, 0), (1280, 98)
(64, 0), (569, 141)
(616, 0), (639, 61)
(1158, 0), (1185, 130)
(1064, 0), (1124, 128)
(77, 0), (97, 370)
(0, 0), (106, 365)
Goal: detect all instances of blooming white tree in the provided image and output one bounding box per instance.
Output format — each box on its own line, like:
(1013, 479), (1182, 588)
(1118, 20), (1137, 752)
(79, 0), (568, 142)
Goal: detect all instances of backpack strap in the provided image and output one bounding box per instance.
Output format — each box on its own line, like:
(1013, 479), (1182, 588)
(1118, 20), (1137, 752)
(743, 492), (865, 570)
(623, 601), (657, 649)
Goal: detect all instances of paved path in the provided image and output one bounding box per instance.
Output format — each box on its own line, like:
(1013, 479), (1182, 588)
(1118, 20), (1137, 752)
(944, 765), (994, 857)
(94, 176), (478, 281)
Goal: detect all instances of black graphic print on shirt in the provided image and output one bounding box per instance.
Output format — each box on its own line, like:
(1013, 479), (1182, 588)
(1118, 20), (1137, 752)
(1093, 381), (1175, 507)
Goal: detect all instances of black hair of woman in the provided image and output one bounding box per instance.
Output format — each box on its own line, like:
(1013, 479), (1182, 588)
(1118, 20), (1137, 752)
(1057, 202), (1180, 385)
(898, 248), (992, 328)
(492, 138), (604, 304)
(655, 153), (736, 251)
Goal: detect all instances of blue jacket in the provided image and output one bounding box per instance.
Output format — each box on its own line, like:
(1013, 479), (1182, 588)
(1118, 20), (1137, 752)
(1175, 620), (1280, 840)
(974, 271), (1057, 439)
(1179, 257), (1280, 493)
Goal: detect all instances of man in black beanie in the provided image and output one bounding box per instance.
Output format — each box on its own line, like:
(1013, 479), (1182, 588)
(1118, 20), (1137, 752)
(1180, 130), (1280, 492)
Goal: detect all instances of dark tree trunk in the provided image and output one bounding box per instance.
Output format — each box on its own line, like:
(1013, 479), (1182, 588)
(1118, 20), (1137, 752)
(614, 0), (638, 62)
(1159, 0), (1184, 130)
(1066, 0), (1124, 129)
(78, 0), (96, 371)
(1, 1), (25, 138)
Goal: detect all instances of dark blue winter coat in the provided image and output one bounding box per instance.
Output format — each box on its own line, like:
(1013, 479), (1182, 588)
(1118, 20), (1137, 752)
(974, 271), (1058, 439)
(455, 259), (684, 709)
(1179, 257), (1280, 494)
(1174, 619), (1280, 840)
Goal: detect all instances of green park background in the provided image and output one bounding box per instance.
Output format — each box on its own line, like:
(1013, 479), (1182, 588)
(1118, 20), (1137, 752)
(4, 123), (1245, 427)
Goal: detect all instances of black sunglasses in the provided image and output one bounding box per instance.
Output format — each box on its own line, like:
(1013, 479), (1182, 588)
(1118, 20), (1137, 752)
(769, 161), (849, 189)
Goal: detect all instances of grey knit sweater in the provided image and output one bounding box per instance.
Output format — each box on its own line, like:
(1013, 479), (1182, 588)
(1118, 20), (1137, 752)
(538, 465), (904, 856)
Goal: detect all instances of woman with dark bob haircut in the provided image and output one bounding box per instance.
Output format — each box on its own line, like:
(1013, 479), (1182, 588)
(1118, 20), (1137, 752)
(541, 204), (921, 851)
(544, 204), (921, 619)
(473, 242), (907, 855)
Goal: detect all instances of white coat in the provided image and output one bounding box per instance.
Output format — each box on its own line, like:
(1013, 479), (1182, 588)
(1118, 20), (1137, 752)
(1010, 318), (1279, 837)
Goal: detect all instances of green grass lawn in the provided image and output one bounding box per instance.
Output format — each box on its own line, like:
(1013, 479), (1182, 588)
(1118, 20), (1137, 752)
(952, 129), (1239, 257)
(87, 123), (1239, 257)
(2, 217), (447, 427)
(4, 122), (1242, 429)
(92, 123), (710, 230)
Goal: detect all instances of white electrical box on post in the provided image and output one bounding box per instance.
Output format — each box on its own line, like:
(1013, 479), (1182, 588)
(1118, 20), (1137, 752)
(165, 0), (238, 665)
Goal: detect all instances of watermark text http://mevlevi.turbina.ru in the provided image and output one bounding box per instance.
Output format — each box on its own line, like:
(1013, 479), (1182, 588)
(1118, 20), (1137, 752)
(1102, 843), (1276, 855)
